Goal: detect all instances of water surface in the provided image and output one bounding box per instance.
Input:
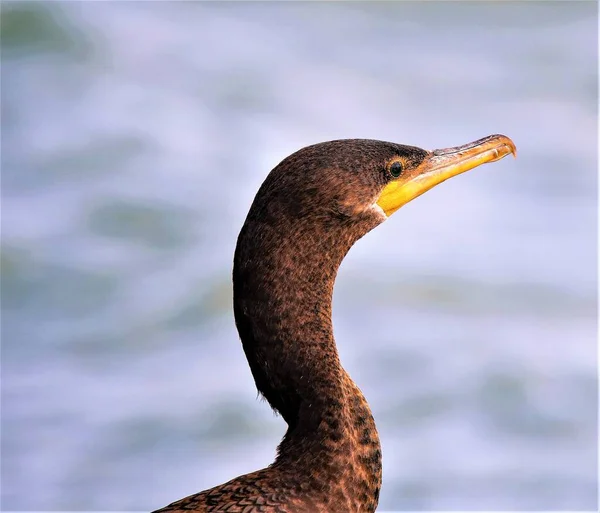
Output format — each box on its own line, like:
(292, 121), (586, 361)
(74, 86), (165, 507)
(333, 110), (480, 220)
(1, 1), (597, 510)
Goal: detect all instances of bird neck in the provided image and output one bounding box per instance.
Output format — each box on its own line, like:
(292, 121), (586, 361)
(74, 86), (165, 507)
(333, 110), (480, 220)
(233, 216), (382, 510)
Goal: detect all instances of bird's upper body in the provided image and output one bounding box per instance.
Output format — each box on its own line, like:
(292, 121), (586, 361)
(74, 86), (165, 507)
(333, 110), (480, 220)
(153, 135), (516, 513)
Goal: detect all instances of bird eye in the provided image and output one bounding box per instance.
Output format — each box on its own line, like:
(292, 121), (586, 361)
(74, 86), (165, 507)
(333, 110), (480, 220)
(389, 161), (403, 178)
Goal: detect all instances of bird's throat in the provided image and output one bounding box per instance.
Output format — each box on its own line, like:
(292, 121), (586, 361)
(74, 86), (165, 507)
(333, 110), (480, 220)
(232, 215), (382, 510)
(233, 217), (347, 428)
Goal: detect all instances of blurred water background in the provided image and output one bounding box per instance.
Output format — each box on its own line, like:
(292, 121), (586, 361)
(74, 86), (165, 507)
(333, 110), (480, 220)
(1, 1), (598, 511)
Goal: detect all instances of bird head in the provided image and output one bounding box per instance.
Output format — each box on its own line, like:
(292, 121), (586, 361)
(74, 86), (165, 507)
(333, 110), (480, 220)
(255, 134), (516, 231)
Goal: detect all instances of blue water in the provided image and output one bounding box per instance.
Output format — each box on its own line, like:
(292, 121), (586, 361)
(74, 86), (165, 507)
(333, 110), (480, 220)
(1, 1), (597, 510)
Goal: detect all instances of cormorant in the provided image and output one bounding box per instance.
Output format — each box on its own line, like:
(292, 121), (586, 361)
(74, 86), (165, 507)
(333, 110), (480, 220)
(153, 134), (517, 513)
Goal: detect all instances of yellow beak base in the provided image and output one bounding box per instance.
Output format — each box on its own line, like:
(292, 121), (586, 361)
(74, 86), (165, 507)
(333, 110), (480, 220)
(377, 134), (517, 217)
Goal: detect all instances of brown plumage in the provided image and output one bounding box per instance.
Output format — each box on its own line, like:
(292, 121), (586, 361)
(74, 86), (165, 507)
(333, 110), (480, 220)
(153, 136), (516, 513)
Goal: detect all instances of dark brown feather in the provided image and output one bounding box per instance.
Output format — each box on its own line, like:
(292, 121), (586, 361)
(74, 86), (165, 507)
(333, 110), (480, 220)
(153, 140), (428, 513)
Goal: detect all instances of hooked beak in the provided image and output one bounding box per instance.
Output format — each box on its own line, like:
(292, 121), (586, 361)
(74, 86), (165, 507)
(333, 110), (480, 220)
(376, 134), (517, 217)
